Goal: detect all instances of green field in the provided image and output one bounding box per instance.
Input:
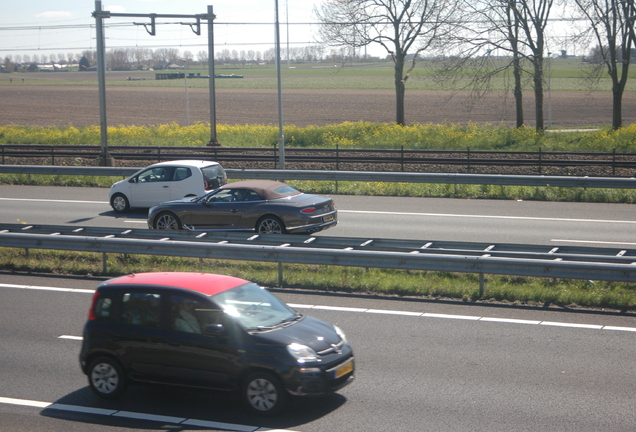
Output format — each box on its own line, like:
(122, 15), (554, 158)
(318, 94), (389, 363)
(3, 58), (635, 92)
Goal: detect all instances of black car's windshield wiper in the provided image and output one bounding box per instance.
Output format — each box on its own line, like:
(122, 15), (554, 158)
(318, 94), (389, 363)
(251, 314), (303, 332)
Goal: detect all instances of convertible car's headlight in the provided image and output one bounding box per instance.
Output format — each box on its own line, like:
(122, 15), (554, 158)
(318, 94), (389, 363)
(287, 343), (318, 363)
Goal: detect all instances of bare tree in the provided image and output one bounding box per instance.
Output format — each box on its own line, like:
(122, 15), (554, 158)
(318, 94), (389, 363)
(197, 50), (208, 67)
(572, 0), (635, 129)
(439, 0), (528, 128)
(315, 0), (461, 125)
(512, 0), (556, 132)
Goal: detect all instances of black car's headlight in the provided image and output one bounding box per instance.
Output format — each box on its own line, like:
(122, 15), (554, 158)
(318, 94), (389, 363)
(287, 343), (318, 364)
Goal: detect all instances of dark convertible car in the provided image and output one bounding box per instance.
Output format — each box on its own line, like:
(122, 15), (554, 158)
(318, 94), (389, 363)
(147, 180), (338, 234)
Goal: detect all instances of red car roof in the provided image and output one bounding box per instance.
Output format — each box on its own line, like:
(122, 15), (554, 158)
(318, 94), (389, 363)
(104, 272), (249, 296)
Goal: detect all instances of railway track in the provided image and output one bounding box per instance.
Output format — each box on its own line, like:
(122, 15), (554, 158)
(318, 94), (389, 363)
(2, 145), (636, 176)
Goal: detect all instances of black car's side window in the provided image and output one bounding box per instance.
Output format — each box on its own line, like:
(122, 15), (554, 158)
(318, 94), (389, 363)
(121, 292), (161, 328)
(170, 295), (222, 334)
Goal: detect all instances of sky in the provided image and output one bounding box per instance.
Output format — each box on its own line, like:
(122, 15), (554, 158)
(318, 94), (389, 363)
(0, 0), (325, 61)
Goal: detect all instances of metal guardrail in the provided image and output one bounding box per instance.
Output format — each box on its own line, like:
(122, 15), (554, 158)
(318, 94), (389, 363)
(1, 225), (635, 295)
(2, 145), (636, 175)
(0, 165), (635, 189)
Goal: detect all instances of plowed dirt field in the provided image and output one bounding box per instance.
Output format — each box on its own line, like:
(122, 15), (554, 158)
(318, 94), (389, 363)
(2, 84), (635, 128)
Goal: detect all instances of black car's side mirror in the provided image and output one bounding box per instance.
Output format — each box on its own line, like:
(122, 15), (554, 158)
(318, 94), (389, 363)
(204, 323), (227, 337)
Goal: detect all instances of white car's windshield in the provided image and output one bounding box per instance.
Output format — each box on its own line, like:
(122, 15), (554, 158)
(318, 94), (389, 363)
(212, 283), (298, 330)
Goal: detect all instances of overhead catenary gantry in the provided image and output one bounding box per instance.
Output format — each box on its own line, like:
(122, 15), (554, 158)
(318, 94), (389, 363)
(92, 0), (220, 166)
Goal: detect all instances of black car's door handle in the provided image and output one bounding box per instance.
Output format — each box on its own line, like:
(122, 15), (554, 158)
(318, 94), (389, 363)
(230, 209), (240, 213)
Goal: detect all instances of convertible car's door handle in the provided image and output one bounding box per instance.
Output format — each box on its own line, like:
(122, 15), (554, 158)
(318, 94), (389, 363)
(230, 209), (240, 213)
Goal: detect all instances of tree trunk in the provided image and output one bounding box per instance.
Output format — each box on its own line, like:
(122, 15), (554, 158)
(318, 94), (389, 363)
(533, 57), (544, 132)
(612, 83), (623, 130)
(394, 55), (406, 126)
(513, 54), (524, 128)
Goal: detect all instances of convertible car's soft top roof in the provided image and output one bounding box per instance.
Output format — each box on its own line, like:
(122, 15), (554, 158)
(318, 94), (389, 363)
(220, 180), (301, 200)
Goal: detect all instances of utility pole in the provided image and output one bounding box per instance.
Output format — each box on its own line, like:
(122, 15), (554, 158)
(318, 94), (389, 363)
(94, 1), (112, 166)
(275, 0), (285, 169)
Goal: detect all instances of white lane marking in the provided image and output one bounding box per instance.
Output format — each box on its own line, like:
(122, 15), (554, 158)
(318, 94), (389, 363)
(480, 317), (541, 325)
(0, 283), (95, 293)
(0, 396), (50, 408)
(2, 284), (635, 334)
(112, 411), (187, 424)
(0, 198), (106, 204)
(58, 335), (83, 340)
(423, 313), (481, 321)
(365, 309), (423, 316)
(0, 397), (301, 432)
(540, 321), (604, 329)
(289, 302), (636, 332)
(604, 326), (636, 332)
(339, 209), (636, 225)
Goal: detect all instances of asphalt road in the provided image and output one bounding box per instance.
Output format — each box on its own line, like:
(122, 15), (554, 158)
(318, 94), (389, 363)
(1, 185), (635, 247)
(2, 274), (636, 432)
(2, 185), (636, 431)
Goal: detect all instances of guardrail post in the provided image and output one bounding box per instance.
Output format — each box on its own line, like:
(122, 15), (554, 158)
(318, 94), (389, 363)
(273, 143), (277, 169)
(102, 252), (108, 274)
(538, 148), (542, 175)
(51, 146), (55, 165)
(467, 147), (470, 173)
(612, 148), (616, 177)
(401, 146), (404, 172)
(158, 147), (162, 162)
(479, 272), (484, 298)
(278, 262), (283, 286)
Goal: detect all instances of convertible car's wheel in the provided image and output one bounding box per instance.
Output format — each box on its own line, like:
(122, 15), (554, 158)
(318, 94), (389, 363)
(110, 193), (130, 213)
(243, 371), (286, 415)
(256, 216), (286, 234)
(88, 357), (126, 399)
(154, 212), (182, 230)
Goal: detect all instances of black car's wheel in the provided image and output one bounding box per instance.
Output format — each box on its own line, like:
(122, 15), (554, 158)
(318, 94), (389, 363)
(154, 212), (182, 230)
(243, 371), (286, 415)
(88, 357), (126, 399)
(110, 193), (130, 213)
(256, 216), (286, 234)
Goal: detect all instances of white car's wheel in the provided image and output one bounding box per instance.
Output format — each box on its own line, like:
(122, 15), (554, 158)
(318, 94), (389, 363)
(110, 193), (130, 213)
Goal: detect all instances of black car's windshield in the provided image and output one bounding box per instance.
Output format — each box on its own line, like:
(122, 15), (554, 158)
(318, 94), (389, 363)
(212, 283), (297, 329)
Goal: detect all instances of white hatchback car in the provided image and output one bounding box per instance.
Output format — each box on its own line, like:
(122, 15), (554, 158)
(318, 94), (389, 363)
(109, 160), (227, 213)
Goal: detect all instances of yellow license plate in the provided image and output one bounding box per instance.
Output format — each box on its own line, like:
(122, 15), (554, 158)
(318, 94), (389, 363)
(335, 361), (354, 379)
(323, 215), (335, 222)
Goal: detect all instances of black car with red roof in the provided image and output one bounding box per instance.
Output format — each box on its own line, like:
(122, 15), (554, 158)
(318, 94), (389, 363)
(79, 272), (354, 415)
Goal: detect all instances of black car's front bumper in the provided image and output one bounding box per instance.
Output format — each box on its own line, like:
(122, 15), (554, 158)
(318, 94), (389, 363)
(285, 356), (355, 396)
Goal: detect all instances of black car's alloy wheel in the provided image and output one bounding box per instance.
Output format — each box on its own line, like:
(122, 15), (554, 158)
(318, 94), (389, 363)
(243, 371), (286, 415)
(256, 216), (285, 234)
(110, 193), (130, 213)
(88, 357), (126, 399)
(154, 212), (182, 230)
